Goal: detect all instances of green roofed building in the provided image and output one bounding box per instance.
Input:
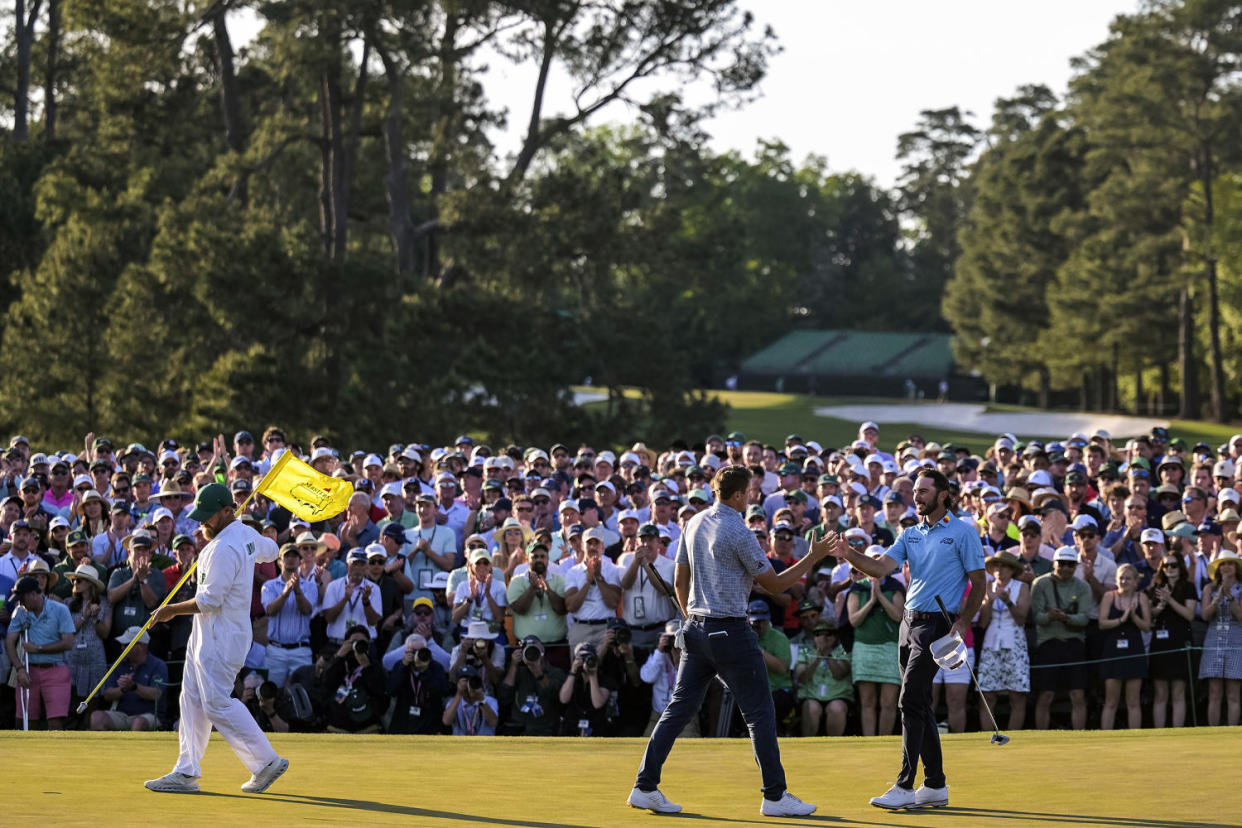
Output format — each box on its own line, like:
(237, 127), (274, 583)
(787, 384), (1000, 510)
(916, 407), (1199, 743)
(738, 329), (983, 399)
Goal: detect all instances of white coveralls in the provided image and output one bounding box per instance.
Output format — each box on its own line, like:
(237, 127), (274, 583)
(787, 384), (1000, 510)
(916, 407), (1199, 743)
(173, 520), (280, 778)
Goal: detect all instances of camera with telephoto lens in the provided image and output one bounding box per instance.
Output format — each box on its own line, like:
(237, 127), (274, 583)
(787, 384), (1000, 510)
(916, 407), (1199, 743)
(522, 644), (543, 663)
(352, 639), (369, 657)
(583, 653), (598, 670)
(413, 647), (432, 665)
(473, 638), (489, 653)
(467, 674), (483, 692)
(259, 680), (278, 702)
(613, 626), (631, 645)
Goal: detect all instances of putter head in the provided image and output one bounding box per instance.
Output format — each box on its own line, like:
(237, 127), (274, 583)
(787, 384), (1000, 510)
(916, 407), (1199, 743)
(991, 732), (1010, 746)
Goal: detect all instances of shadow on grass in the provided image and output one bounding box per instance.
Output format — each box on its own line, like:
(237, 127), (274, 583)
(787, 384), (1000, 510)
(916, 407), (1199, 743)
(917, 807), (1231, 828)
(195, 791), (793, 826)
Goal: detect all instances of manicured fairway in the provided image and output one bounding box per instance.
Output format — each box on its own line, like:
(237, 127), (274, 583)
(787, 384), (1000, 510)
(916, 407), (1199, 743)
(4, 728), (1233, 827)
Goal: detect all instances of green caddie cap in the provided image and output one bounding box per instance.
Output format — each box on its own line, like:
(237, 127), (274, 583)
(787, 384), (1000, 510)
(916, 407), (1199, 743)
(188, 482), (233, 522)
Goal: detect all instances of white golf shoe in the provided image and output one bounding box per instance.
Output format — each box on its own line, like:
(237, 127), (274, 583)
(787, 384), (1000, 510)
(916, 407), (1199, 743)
(760, 791), (817, 816)
(869, 784), (916, 810)
(914, 784), (948, 808)
(241, 756), (289, 794)
(628, 787), (682, 813)
(144, 772), (200, 794)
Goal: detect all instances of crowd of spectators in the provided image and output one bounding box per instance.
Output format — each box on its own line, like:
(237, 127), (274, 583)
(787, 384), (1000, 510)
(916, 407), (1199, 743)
(2, 423), (1240, 737)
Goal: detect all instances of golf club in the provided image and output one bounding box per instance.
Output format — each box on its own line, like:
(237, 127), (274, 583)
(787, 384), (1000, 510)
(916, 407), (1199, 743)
(21, 631), (29, 731)
(934, 595), (1009, 745)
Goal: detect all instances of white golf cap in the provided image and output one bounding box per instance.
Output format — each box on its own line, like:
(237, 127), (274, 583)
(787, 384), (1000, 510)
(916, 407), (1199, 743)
(1214, 460), (1236, 478)
(1140, 528), (1165, 545)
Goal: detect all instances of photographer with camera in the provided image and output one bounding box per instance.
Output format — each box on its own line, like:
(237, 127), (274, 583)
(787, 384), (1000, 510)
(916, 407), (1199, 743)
(321, 625), (388, 733)
(1030, 546), (1095, 730)
(639, 620), (698, 737)
(617, 524), (676, 651)
(243, 678), (295, 734)
(507, 540), (569, 666)
(442, 663), (498, 736)
(599, 618), (647, 736)
(449, 619), (505, 691)
(498, 635), (565, 735)
(387, 632), (450, 734)
(559, 640), (615, 736)
(382, 596), (451, 672)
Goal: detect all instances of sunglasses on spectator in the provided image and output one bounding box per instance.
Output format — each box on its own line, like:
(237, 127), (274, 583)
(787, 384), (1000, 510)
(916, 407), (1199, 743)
(1162, 561), (1179, 569)
(1075, 531), (1097, 538)
(533, 498), (549, 506)
(1055, 561), (1078, 567)
(467, 544), (487, 551)
(413, 608), (432, 616)
(1020, 528), (1040, 536)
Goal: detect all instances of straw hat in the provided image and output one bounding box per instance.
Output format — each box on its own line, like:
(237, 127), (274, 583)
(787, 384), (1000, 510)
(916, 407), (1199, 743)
(629, 442), (657, 469)
(294, 531), (327, 553)
(984, 550), (1024, 577)
(1002, 487), (1032, 510)
(492, 516), (532, 546)
(66, 562), (105, 591)
(19, 557), (58, 588)
(1208, 549), (1242, 580)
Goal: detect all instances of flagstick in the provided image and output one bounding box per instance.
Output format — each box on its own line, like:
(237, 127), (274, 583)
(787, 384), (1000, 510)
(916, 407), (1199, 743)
(75, 482), (266, 715)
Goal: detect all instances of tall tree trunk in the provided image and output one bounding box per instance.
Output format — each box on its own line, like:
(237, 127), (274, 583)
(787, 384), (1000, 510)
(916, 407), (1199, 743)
(1178, 283), (1198, 420)
(377, 45), (417, 276)
(1159, 361), (1171, 418)
(426, 13), (460, 283)
(211, 7), (247, 201)
(42, 0), (57, 140)
(511, 17), (558, 184)
(317, 15), (344, 260)
(1202, 164), (1226, 421)
(14, 0), (42, 141)
(1135, 362), (1144, 416)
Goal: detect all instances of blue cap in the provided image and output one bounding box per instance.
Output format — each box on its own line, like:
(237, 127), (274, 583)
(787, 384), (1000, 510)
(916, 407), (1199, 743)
(1196, 520), (1222, 536)
(455, 435), (474, 445)
(380, 523), (407, 541)
(493, 497), (512, 512)
(859, 494), (882, 509)
(746, 600), (770, 621)
(884, 492), (905, 505)
(234, 431), (254, 443)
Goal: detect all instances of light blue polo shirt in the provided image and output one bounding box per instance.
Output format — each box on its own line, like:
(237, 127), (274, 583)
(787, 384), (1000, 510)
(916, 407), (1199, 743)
(883, 513), (984, 613)
(9, 599), (75, 665)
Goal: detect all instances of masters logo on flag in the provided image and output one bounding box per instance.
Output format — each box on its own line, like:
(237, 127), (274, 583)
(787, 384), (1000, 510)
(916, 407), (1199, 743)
(256, 450), (353, 522)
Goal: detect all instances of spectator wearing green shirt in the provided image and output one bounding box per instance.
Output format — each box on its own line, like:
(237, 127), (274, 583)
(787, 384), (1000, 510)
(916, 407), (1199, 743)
(846, 550), (904, 737)
(507, 541), (569, 658)
(746, 600), (794, 727)
(1030, 546), (1095, 730)
(794, 621), (851, 736)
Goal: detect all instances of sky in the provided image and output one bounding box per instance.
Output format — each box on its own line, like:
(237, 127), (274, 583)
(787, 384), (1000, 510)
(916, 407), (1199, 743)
(233, 1), (1139, 188)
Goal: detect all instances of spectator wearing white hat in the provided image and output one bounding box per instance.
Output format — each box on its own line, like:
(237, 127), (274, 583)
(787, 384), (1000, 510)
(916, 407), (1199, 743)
(434, 473), (470, 549)
(1070, 514), (1116, 618)
(858, 422), (893, 464)
(977, 550), (1030, 732)
(564, 527), (622, 652)
(981, 502), (1019, 555)
(450, 547), (508, 637)
(262, 544), (317, 687)
(90, 625), (167, 731)
(319, 548), (382, 644)
(376, 481), (415, 532)
(1030, 546), (1094, 730)
(65, 562), (111, 707)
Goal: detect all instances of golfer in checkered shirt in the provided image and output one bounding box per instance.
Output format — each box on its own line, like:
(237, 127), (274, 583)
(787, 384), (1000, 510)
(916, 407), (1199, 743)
(627, 466), (842, 818)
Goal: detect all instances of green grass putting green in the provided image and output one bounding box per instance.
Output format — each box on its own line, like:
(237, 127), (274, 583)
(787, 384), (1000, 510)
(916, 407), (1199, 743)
(4, 728), (1236, 827)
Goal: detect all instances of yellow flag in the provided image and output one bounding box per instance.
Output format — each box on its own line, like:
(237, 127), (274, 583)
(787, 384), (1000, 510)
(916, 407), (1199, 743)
(255, 450), (353, 522)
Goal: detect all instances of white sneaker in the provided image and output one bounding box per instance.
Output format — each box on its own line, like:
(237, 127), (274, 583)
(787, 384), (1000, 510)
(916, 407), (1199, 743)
(144, 772), (200, 794)
(760, 791), (817, 817)
(628, 787), (682, 813)
(240, 757), (289, 794)
(914, 784), (948, 808)
(869, 784), (916, 810)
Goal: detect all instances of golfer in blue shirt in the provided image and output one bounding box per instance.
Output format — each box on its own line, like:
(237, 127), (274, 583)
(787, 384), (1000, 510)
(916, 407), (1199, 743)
(836, 468), (985, 811)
